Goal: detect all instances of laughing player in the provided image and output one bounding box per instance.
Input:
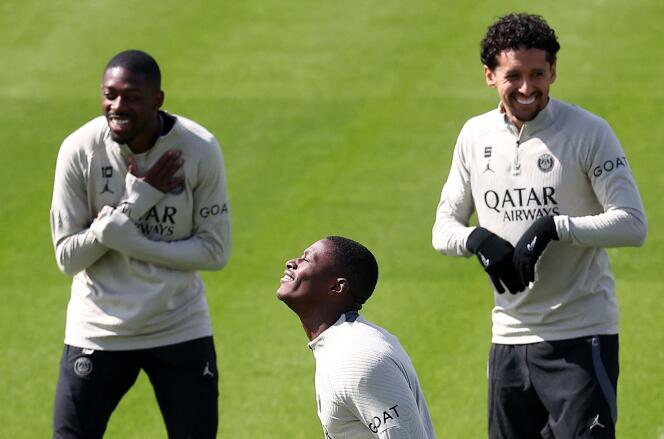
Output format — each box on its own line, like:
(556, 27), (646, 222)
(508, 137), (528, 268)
(277, 236), (436, 439)
(432, 13), (647, 439)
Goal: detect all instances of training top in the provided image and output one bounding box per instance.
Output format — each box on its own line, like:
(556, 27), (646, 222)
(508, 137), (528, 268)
(50, 112), (231, 350)
(309, 312), (436, 439)
(432, 97), (647, 344)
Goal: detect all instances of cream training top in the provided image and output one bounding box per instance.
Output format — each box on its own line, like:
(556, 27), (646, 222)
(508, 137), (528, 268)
(432, 98), (647, 344)
(50, 113), (231, 350)
(309, 312), (436, 439)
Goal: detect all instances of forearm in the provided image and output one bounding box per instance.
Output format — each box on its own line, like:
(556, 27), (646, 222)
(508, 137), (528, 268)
(555, 207), (647, 248)
(53, 229), (108, 276)
(91, 208), (230, 271)
(432, 194), (475, 257)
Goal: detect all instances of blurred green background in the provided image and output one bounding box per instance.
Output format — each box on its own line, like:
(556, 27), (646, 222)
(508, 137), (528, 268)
(1, 0), (662, 437)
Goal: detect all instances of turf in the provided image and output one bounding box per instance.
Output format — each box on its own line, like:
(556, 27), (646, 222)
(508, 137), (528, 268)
(1, 0), (662, 437)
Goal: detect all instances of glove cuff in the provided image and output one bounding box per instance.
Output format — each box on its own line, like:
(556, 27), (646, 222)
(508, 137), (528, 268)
(466, 227), (493, 254)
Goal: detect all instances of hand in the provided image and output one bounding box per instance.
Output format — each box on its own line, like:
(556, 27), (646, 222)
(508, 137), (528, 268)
(466, 227), (525, 294)
(128, 150), (184, 193)
(513, 216), (559, 285)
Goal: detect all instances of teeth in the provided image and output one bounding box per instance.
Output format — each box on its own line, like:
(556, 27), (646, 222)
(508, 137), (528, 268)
(516, 95), (536, 105)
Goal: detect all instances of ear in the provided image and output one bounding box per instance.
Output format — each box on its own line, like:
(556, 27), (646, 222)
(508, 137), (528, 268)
(330, 277), (348, 296)
(549, 62), (557, 85)
(484, 65), (497, 88)
(154, 90), (164, 110)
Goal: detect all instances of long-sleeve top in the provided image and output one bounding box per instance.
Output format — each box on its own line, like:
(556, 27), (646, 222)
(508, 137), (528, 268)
(432, 97), (647, 344)
(50, 112), (231, 350)
(309, 312), (436, 439)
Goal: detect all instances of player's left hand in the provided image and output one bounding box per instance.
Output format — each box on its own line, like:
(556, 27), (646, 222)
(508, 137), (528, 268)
(512, 216), (559, 285)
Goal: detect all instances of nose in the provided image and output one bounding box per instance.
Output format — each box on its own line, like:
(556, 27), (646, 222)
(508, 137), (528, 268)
(518, 78), (533, 95)
(110, 96), (127, 112)
(286, 259), (297, 269)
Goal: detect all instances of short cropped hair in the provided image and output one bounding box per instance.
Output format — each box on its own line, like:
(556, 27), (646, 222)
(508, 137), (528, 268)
(104, 50), (161, 89)
(325, 236), (379, 308)
(481, 13), (560, 70)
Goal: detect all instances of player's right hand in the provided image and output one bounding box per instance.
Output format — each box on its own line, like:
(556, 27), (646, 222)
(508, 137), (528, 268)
(466, 227), (525, 294)
(127, 149), (184, 193)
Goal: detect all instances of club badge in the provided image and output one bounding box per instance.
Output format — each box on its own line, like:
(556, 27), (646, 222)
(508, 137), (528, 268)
(73, 357), (93, 377)
(537, 153), (554, 172)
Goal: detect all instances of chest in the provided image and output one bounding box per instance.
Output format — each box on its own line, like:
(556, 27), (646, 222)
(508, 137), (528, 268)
(87, 146), (197, 240)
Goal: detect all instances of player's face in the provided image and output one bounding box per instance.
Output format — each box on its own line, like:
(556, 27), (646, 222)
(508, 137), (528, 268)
(102, 67), (163, 147)
(484, 48), (556, 128)
(277, 239), (338, 306)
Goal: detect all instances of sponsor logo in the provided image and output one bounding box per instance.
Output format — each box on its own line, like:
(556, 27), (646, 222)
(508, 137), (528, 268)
(484, 186), (559, 222)
(537, 153), (554, 172)
(478, 252), (490, 267)
(592, 156), (629, 177)
(137, 206), (177, 237)
(526, 236), (538, 252)
(73, 357), (93, 377)
(199, 203), (229, 218)
(368, 405), (400, 433)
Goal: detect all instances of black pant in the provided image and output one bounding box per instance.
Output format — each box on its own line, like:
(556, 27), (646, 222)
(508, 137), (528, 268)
(488, 335), (618, 439)
(53, 337), (218, 439)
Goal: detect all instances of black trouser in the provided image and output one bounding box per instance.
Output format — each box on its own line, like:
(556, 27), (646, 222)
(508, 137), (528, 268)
(488, 335), (618, 439)
(53, 336), (218, 439)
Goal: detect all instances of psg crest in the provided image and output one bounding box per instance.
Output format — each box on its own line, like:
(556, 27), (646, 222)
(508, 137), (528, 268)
(537, 153), (554, 172)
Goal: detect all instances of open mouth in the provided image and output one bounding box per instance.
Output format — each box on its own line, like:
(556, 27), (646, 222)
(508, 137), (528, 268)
(514, 94), (537, 105)
(108, 115), (133, 132)
(280, 270), (295, 283)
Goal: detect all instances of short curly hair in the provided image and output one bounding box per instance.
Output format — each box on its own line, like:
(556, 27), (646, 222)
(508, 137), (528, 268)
(325, 236), (378, 309)
(481, 13), (560, 70)
(104, 50), (161, 90)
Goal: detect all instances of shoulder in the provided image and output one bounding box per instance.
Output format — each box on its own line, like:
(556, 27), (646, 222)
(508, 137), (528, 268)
(327, 320), (402, 375)
(458, 107), (504, 141)
(551, 98), (613, 134)
(58, 116), (108, 161)
(171, 114), (220, 150)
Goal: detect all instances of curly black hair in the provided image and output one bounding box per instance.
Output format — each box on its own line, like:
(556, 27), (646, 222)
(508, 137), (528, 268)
(325, 236), (378, 309)
(481, 13), (560, 70)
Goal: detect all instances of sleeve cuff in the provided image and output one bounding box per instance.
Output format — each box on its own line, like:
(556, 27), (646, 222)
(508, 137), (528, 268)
(554, 215), (571, 242)
(120, 173), (165, 221)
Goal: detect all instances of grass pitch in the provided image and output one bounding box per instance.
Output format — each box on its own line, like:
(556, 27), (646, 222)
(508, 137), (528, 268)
(1, 0), (662, 437)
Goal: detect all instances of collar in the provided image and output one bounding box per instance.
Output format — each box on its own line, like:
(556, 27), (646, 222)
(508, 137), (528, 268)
(498, 96), (558, 136)
(307, 311), (361, 351)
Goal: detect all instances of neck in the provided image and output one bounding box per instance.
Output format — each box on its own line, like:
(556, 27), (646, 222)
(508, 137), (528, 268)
(128, 113), (161, 154)
(296, 306), (352, 341)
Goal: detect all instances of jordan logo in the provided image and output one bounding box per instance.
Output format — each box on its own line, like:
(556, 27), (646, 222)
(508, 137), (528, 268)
(482, 161), (494, 173)
(526, 236), (538, 252)
(589, 414), (605, 431)
(203, 361), (214, 377)
(100, 181), (114, 194)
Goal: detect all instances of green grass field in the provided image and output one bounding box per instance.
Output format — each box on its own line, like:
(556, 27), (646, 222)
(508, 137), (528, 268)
(1, 0), (663, 437)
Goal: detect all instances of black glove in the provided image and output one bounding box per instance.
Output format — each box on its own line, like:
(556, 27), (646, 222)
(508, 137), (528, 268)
(466, 227), (525, 294)
(513, 216), (559, 285)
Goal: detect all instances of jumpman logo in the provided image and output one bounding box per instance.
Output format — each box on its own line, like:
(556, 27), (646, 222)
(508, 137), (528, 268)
(203, 361), (214, 377)
(589, 414), (605, 431)
(100, 180), (114, 194)
(483, 160), (494, 173)
(526, 236), (538, 252)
